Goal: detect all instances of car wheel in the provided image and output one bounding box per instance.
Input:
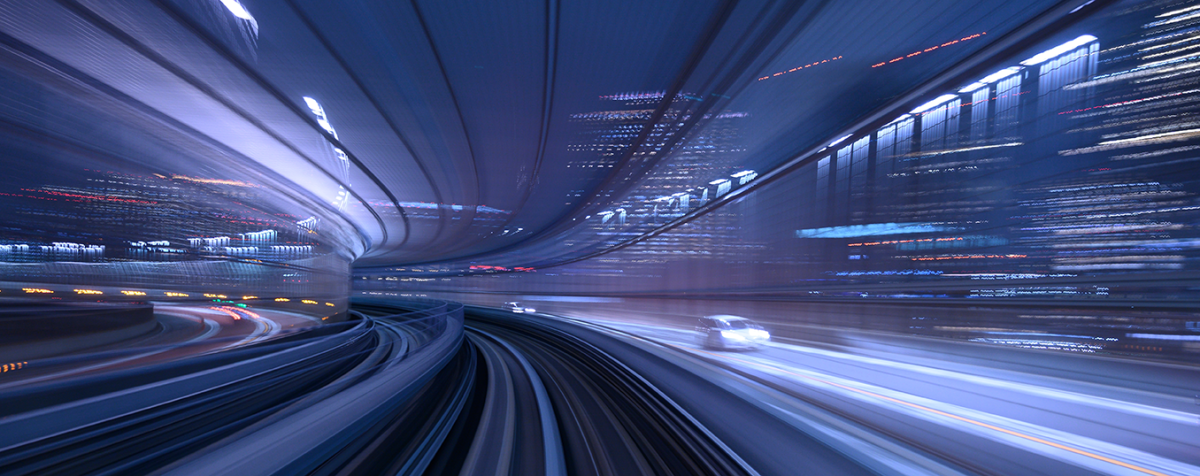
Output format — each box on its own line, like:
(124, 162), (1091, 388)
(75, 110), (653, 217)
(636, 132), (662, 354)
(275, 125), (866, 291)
(706, 332), (722, 350)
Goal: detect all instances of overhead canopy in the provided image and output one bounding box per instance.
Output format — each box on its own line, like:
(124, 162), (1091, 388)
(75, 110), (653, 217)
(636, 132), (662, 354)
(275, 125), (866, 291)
(0, 0), (1072, 270)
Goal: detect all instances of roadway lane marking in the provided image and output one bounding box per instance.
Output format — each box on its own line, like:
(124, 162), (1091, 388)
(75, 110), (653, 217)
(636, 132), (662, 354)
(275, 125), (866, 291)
(595, 319), (1198, 426)
(761, 341), (1199, 427)
(685, 347), (1190, 476)
(188, 318), (221, 343)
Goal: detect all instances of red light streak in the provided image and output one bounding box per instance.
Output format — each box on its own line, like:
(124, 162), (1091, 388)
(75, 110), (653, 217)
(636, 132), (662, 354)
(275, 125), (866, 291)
(912, 254), (1026, 261)
(24, 189), (158, 205)
(757, 55), (844, 81)
(210, 306), (241, 320)
(872, 32), (986, 68)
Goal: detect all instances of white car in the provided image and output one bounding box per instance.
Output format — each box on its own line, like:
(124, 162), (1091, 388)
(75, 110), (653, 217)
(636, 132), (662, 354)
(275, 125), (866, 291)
(696, 315), (770, 350)
(503, 302), (536, 313)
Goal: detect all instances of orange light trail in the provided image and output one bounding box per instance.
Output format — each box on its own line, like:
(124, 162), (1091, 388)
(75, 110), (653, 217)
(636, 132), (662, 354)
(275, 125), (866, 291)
(757, 55), (844, 81)
(24, 189), (158, 205)
(912, 254), (1026, 261)
(209, 306), (240, 320)
(872, 32), (986, 68)
(170, 175), (258, 188)
(210, 305), (259, 320)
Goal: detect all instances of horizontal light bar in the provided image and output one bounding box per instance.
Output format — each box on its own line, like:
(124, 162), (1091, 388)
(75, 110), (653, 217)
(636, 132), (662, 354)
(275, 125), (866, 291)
(1020, 35), (1097, 66)
(958, 82), (987, 93)
(828, 134), (852, 147)
(883, 114), (912, 127)
(910, 94), (959, 114)
(980, 66), (1022, 84)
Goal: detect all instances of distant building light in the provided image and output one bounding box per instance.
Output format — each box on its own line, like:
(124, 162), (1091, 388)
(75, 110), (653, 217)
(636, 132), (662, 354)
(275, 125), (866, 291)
(911, 94), (959, 114)
(1020, 35), (1097, 66)
(121, 290), (147, 296)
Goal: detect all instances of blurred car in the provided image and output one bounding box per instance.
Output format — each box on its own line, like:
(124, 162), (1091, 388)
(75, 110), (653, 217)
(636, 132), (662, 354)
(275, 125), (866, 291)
(503, 302), (535, 313)
(696, 315), (770, 350)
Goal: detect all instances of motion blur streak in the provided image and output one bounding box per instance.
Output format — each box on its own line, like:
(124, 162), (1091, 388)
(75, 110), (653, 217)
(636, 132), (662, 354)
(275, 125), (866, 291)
(691, 349), (1175, 476)
(5, 0), (1200, 474)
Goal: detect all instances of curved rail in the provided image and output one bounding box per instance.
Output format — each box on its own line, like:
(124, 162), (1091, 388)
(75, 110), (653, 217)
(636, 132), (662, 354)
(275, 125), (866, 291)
(0, 299), (884, 475)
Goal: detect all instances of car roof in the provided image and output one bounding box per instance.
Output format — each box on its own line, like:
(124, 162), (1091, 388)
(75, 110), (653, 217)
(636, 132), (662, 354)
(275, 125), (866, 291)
(705, 314), (748, 321)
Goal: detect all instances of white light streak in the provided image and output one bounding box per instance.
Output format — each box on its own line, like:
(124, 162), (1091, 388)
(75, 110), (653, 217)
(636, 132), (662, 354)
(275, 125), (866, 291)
(1158, 4), (1200, 18)
(979, 66), (1021, 84)
(910, 94), (958, 114)
(1020, 35), (1097, 66)
(1148, 10), (1200, 28)
(958, 82), (987, 93)
(883, 114), (912, 127)
(303, 96), (323, 116)
(219, 0), (256, 21)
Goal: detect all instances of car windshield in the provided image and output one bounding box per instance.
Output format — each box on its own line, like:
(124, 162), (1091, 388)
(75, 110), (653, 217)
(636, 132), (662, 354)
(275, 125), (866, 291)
(725, 320), (750, 330)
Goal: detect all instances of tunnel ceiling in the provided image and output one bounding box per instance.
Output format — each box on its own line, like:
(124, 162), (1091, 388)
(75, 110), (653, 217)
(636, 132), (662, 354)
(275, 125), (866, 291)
(0, 0), (1074, 270)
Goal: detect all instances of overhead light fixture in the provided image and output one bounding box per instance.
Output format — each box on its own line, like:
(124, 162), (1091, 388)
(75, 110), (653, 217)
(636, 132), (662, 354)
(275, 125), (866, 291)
(828, 134), (852, 147)
(883, 114), (912, 127)
(958, 82), (987, 93)
(219, 0), (255, 21)
(302, 97), (323, 115)
(1020, 35), (1097, 66)
(979, 66), (1022, 84)
(910, 94), (959, 114)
